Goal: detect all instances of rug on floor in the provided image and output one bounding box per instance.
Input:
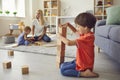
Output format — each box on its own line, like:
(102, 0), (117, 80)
(0, 35), (76, 58)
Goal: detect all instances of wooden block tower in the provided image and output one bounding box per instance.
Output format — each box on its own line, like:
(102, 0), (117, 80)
(56, 26), (67, 68)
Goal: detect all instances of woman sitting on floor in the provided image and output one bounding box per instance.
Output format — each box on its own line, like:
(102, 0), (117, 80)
(31, 9), (51, 42)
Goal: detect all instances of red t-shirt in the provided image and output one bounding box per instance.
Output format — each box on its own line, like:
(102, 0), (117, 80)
(76, 32), (94, 71)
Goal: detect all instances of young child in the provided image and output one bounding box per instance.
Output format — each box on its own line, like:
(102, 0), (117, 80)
(58, 12), (99, 78)
(17, 26), (33, 46)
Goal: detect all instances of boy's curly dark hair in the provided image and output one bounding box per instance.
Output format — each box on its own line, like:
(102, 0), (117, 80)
(75, 12), (96, 29)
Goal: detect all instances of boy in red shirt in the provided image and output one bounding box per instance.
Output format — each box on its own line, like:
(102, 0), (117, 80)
(58, 12), (99, 77)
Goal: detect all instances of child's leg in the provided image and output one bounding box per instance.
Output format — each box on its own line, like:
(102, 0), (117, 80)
(24, 41), (30, 46)
(17, 41), (24, 45)
(42, 34), (51, 42)
(12, 43), (19, 48)
(60, 60), (79, 77)
(60, 60), (76, 68)
(80, 69), (99, 78)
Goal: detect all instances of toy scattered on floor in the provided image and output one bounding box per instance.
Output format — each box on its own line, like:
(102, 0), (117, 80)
(8, 50), (14, 56)
(21, 65), (29, 74)
(3, 61), (12, 69)
(34, 41), (46, 46)
(34, 41), (42, 46)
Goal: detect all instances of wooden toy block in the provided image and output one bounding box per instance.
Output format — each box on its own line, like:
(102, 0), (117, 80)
(57, 44), (65, 51)
(3, 61), (12, 69)
(56, 26), (67, 68)
(8, 50), (14, 56)
(34, 41), (41, 46)
(21, 65), (29, 74)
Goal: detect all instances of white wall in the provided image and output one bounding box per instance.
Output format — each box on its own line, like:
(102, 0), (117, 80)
(39, 0), (43, 10)
(60, 0), (94, 16)
(39, 0), (94, 16)
(22, 0), (40, 26)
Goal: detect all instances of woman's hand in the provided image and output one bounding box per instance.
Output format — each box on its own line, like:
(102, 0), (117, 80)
(38, 35), (43, 40)
(31, 36), (35, 40)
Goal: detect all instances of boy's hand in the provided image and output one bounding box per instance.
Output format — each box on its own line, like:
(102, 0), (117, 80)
(59, 22), (69, 28)
(57, 33), (62, 39)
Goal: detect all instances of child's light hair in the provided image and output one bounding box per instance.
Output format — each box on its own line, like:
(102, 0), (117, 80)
(36, 9), (45, 25)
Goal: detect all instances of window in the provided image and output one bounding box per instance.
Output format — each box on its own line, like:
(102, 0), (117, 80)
(2, 0), (16, 13)
(0, 0), (25, 17)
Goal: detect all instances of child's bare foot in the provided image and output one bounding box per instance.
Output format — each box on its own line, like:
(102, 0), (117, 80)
(12, 44), (18, 48)
(80, 69), (99, 78)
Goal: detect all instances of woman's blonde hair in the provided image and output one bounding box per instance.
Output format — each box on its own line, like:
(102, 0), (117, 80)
(36, 9), (45, 25)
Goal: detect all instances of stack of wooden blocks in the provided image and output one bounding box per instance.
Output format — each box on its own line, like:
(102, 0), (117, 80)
(56, 26), (67, 68)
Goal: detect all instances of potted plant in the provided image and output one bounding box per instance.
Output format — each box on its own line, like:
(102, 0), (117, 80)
(13, 12), (17, 16)
(0, 10), (3, 14)
(5, 10), (10, 15)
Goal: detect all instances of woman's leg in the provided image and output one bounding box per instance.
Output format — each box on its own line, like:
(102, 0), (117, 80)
(42, 34), (51, 42)
(60, 60), (80, 77)
(34, 36), (39, 41)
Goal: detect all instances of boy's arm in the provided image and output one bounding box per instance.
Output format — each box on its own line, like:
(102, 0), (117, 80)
(24, 34), (28, 40)
(58, 33), (76, 46)
(24, 34), (31, 41)
(60, 23), (77, 33)
(67, 23), (77, 33)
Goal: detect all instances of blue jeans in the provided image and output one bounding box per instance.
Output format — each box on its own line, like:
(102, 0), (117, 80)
(60, 60), (80, 77)
(18, 40), (30, 46)
(34, 34), (51, 42)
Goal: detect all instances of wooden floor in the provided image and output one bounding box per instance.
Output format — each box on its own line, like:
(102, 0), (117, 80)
(0, 49), (120, 80)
